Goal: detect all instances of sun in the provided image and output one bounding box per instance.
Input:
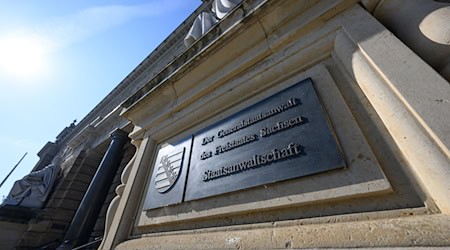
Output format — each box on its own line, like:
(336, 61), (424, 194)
(0, 33), (51, 82)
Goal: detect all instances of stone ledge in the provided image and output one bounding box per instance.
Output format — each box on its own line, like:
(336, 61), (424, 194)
(117, 214), (450, 249)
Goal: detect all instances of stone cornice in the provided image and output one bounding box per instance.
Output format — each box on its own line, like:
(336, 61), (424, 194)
(59, 2), (211, 147)
(66, 106), (131, 150)
(120, 0), (265, 113)
(37, 142), (58, 158)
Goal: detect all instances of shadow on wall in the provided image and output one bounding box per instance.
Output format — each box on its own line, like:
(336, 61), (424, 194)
(370, 0), (450, 81)
(336, 2), (450, 215)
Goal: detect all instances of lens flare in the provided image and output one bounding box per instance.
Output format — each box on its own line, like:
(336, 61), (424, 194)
(0, 33), (51, 83)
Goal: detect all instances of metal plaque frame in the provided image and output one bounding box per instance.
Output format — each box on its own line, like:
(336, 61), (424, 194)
(184, 78), (345, 201)
(143, 136), (193, 210)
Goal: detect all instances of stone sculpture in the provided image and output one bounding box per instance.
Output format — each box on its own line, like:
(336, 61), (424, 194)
(212, 0), (242, 19)
(2, 157), (61, 208)
(184, 12), (217, 47)
(184, 0), (243, 47)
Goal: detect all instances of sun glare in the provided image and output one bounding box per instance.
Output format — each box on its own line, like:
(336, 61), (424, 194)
(0, 33), (51, 83)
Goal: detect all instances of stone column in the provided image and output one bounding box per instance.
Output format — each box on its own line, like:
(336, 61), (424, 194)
(368, 0), (450, 82)
(57, 129), (129, 249)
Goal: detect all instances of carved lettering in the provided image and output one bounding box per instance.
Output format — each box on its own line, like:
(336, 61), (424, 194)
(200, 151), (213, 160)
(215, 134), (257, 156)
(260, 116), (305, 137)
(202, 135), (215, 145)
(217, 98), (299, 138)
(202, 142), (304, 181)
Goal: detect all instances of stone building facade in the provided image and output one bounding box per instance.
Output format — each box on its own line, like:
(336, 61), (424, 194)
(1, 0), (449, 249)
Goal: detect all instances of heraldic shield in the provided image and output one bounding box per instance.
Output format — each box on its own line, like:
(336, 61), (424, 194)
(143, 136), (193, 210)
(155, 148), (185, 193)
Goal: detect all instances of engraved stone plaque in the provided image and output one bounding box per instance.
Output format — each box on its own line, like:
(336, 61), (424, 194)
(184, 78), (345, 201)
(143, 136), (192, 210)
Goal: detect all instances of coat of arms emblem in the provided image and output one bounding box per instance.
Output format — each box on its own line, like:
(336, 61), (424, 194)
(154, 148), (185, 193)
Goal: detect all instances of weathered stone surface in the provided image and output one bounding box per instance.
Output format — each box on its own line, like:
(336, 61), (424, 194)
(0, 221), (27, 249)
(105, 0), (450, 249)
(4, 0), (445, 249)
(51, 189), (86, 201)
(117, 215), (450, 249)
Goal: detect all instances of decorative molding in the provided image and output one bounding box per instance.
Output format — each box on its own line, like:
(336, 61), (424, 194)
(99, 139), (150, 249)
(66, 125), (97, 151)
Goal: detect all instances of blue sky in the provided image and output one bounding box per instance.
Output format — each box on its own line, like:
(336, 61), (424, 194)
(0, 0), (201, 199)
